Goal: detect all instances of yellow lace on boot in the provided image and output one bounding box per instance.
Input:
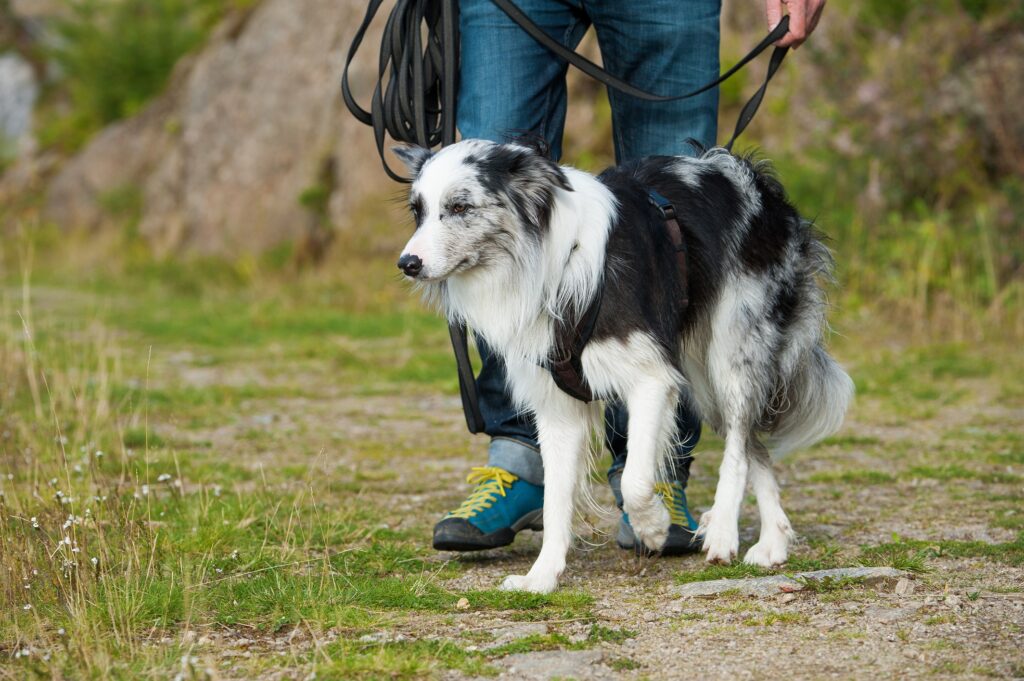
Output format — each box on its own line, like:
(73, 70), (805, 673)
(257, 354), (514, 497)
(447, 467), (519, 519)
(654, 481), (691, 527)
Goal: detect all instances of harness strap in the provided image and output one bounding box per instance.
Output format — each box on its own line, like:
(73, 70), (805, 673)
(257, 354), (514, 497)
(647, 189), (690, 308)
(549, 284), (604, 403)
(546, 191), (688, 402)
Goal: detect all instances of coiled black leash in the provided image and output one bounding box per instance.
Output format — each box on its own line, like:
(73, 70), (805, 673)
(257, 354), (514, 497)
(341, 0), (792, 433)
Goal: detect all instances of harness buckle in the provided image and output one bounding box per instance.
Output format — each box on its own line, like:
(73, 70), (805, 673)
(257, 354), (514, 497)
(647, 190), (676, 221)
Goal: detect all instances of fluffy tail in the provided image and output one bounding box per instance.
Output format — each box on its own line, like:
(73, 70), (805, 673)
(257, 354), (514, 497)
(767, 345), (854, 457)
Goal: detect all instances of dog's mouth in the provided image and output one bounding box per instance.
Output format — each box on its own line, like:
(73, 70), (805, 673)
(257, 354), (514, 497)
(418, 257), (476, 283)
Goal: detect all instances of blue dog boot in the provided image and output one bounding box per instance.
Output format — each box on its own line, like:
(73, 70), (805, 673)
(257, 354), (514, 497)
(608, 471), (700, 556)
(433, 466), (544, 551)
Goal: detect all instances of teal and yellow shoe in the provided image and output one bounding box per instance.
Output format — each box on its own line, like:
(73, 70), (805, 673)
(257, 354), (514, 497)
(609, 474), (700, 556)
(432, 466), (544, 551)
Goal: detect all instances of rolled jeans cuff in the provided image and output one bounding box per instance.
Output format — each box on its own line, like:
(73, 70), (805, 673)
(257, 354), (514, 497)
(488, 437), (544, 486)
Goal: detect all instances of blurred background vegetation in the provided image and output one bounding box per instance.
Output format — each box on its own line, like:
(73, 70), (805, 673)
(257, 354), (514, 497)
(0, 0), (1022, 337)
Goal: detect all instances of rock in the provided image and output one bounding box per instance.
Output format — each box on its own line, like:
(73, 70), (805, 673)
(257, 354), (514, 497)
(673, 567), (909, 599)
(501, 649), (609, 680)
(358, 631), (407, 644)
(0, 52), (37, 150)
(945, 595), (962, 609)
(483, 622), (548, 650)
(894, 578), (915, 596)
(43, 0), (394, 257)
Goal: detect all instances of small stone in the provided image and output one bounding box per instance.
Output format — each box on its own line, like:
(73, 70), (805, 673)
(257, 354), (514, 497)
(455, 597), (470, 610)
(945, 595), (961, 609)
(894, 578), (915, 596)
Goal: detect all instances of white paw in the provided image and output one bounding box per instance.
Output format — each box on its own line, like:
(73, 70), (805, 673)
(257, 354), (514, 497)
(699, 512), (738, 565)
(500, 573), (558, 594)
(743, 537), (789, 568)
(628, 501), (671, 552)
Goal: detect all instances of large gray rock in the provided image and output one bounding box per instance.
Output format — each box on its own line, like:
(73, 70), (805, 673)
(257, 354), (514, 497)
(43, 0), (392, 256)
(0, 52), (36, 148)
(673, 567), (910, 599)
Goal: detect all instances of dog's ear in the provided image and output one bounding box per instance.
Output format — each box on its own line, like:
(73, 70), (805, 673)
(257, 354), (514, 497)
(505, 146), (573, 194)
(483, 145), (574, 231)
(391, 146), (432, 177)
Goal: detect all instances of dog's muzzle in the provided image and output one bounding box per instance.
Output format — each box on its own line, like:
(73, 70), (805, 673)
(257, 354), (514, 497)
(397, 253), (423, 278)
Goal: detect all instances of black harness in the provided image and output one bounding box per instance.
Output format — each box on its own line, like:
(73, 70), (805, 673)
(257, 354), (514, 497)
(547, 189), (688, 402)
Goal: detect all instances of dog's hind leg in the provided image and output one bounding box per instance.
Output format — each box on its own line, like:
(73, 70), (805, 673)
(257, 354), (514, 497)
(699, 425), (748, 564)
(743, 438), (795, 567)
(501, 370), (590, 594)
(620, 377), (677, 552)
(699, 281), (771, 563)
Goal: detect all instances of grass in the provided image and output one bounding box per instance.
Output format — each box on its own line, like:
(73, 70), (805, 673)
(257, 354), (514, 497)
(0, 262), (606, 677)
(1, 246), (1022, 677)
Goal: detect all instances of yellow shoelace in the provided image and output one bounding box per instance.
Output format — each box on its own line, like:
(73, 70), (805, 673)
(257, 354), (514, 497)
(447, 466), (519, 519)
(654, 481), (690, 527)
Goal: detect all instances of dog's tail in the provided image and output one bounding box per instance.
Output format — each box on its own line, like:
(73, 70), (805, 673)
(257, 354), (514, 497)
(767, 345), (854, 457)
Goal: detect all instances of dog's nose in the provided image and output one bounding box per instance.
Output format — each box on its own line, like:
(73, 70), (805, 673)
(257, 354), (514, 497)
(397, 253), (423, 277)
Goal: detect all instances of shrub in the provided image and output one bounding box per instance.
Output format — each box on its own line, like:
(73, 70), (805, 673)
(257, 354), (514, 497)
(42, 0), (238, 151)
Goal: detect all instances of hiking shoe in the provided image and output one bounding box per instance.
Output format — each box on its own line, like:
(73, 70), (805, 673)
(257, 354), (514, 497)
(609, 473), (700, 556)
(432, 466), (544, 551)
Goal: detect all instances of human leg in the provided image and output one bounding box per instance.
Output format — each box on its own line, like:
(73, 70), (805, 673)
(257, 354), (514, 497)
(591, 0), (721, 552)
(587, 0), (722, 160)
(434, 0), (590, 551)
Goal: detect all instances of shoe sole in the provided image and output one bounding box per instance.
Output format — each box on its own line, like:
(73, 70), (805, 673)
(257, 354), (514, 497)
(432, 509), (544, 552)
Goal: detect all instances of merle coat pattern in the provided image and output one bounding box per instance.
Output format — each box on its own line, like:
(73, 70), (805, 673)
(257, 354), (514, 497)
(395, 140), (853, 594)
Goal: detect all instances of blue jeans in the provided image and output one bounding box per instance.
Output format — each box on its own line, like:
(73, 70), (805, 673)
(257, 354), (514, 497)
(458, 0), (721, 486)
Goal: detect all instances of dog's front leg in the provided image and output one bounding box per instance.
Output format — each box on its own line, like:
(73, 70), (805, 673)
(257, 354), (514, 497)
(501, 367), (589, 594)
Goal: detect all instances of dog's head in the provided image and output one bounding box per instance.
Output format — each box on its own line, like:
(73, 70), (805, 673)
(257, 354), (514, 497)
(394, 140), (572, 282)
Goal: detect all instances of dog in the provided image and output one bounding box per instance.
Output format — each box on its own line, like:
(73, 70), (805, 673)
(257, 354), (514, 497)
(394, 139), (853, 594)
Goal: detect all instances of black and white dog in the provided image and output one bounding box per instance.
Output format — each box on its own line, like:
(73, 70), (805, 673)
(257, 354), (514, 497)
(395, 140), (853, 594)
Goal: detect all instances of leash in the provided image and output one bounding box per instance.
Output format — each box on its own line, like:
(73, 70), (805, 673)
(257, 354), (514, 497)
(341, 0), (793, 430)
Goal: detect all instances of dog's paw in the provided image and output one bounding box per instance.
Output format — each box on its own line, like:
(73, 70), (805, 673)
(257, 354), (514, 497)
(700, 513), (738, 565)
(629, 502), (670, 552)
(622, 497), (671, 557)
(743, 538), (789, 568)
(500, 573), (558, 594)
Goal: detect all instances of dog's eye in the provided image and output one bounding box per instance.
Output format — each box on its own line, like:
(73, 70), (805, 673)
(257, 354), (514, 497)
(450, 203), (470, 215)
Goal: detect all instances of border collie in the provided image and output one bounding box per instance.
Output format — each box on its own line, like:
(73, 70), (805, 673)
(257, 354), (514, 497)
(394, 140), (853, 594)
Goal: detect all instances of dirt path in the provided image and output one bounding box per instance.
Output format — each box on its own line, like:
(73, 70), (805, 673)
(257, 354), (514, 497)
(150, 339), (1023, 681)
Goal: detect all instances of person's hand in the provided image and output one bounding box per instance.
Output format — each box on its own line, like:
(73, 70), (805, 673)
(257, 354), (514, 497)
(765, 0), (825, 49)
